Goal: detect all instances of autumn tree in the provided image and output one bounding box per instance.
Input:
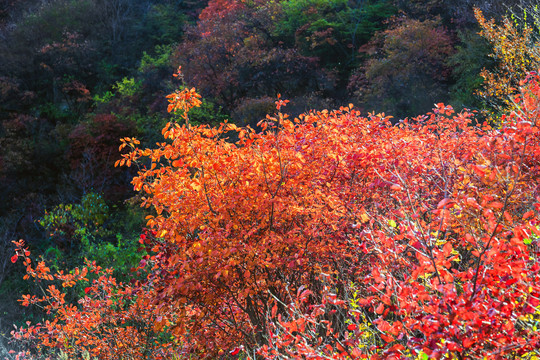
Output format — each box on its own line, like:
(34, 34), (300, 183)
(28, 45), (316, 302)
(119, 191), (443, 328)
(350, 17), (454, 118)
(175, 0), (332, 112)
(475, 7), (540, 119)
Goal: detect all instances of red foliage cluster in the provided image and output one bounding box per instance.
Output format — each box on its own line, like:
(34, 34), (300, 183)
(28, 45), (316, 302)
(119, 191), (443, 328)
(174, 0), (326, 112)
(11, 238), (175, 360)
(198, 0), (244, 21)
(11, 70), (540, 359)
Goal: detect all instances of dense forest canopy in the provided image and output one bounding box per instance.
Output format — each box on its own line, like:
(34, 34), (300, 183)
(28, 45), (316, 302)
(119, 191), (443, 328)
(1, 0), (540, 359)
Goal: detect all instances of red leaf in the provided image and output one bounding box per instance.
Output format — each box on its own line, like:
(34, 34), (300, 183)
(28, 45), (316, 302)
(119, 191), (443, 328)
(437, 198), (453, 209)
(230, 347), (241, 356)
(271, 303), (277, 318)
(10, 255), (18, 263)
(463, 338), (474, 348)
(347, 323), (357, 331)
(84, 287), (91, 294)
(471, 165), (485, 177)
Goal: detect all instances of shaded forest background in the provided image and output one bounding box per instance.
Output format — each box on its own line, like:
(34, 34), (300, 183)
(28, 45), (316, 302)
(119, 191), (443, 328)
(0, 0), (535, 353)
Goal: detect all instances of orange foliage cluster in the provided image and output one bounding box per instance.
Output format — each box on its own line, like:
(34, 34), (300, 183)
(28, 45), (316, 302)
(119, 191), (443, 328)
(475, 8), (540, 117)
(11, 69), (540, 359)
(165, 81), (202, 120)
(11, 238), (177, 360)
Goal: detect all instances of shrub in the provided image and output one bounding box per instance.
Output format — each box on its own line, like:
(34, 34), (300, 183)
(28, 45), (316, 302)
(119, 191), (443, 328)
(11, 69), (540, 359)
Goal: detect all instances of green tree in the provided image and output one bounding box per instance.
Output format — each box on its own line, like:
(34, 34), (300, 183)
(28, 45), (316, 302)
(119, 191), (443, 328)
(448, 29), (494, 110)
(276, 0), (396, 70)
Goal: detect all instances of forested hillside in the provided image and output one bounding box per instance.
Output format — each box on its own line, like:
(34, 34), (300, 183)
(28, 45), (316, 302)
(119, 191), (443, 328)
(1, 0), (540, 358)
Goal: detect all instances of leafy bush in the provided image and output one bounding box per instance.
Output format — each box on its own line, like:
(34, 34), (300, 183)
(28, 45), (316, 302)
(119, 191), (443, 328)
(113, 77), (143, 99)
(39, 192), (109, 250)
(138, 45), (175, 73)
(9, 57), (540, 360)
(80, 233), (144, 282)
(475, 7), (540, 122)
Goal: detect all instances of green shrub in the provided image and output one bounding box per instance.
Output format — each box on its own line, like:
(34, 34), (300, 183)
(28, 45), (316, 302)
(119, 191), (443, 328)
(139, 45), (174, 73)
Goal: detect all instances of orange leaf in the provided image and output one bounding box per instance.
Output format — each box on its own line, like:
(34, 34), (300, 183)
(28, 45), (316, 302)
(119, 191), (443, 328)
(442, 242), (453, 257)
(489, 201), (504, 209)
(523, 210), (535, 220)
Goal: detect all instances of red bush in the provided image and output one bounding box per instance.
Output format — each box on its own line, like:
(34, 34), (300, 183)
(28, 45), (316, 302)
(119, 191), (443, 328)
(12, 71), (540, 359)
